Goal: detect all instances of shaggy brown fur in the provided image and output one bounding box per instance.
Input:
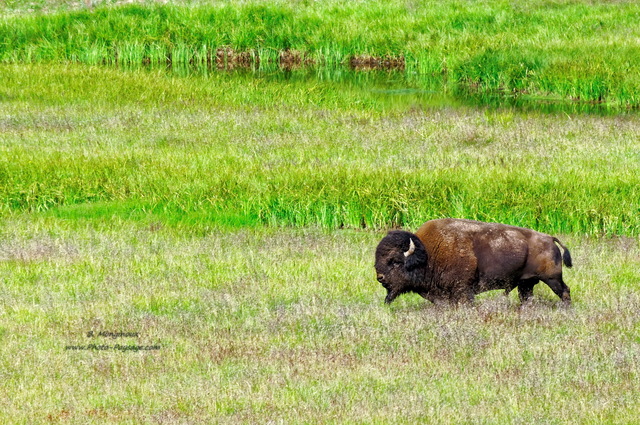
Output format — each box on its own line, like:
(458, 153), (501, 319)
(375, 218), (572, 305)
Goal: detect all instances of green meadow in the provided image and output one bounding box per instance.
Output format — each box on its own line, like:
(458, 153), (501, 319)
(2, 0), (640, 106)
(2, 65), (640, 235)
(1, 1), (640, 423)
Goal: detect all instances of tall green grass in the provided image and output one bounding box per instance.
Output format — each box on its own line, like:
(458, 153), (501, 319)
(1, 64), (639, 235)
(2, 1), (640, 106)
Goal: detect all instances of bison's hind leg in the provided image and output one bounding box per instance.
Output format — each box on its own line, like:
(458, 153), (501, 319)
(517, 278), (538, 303)
(541, 276), (571, 305)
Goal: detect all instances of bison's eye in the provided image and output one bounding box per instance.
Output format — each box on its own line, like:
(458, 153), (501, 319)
(387, 259), (402, 267)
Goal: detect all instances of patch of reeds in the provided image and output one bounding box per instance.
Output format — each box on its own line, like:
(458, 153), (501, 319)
(350, 54), (405, 71)
(1, 1), (640, 106)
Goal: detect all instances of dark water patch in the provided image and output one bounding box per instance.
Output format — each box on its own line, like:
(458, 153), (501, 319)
(84, 43), (638, 112)
(106, 57), (639, 116)
(202, 66), (636, 115)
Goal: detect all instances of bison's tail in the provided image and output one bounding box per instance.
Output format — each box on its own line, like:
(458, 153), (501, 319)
(553, 237), (573, 268)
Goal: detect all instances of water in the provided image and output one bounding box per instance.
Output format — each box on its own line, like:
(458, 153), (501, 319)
(134, 62), (633, 116)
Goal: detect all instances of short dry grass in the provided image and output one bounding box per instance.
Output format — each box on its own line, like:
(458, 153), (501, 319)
(1, 217), (639, 423)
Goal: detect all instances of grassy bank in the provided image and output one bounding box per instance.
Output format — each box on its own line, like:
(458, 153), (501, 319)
(1, 218), (639, 423)
(2, 1), (640, 106)
(1, 64), (640, 235)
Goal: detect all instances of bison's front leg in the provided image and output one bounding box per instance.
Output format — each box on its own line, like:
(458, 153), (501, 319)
(384, 290), (400, 304)
(449, 288), (475, 305)
(417, 291), (437, 304)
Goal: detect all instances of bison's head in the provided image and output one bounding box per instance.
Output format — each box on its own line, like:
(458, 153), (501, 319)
(374, 230), (427, 304)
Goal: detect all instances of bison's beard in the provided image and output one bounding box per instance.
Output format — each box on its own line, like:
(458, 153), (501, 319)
(384, 266), (427, 304)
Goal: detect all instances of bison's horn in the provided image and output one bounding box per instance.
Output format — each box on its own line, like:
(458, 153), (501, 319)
(404, 238), (416, 257)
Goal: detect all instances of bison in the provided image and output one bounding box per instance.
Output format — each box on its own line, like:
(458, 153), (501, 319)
(374, 218), (572, 305)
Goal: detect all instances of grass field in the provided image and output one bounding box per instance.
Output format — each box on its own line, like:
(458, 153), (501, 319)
(1, 1), (640, 423)
(1, 61), (639, 424)
(1, 218), (639, 423)
(2, 64), (640, 235)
